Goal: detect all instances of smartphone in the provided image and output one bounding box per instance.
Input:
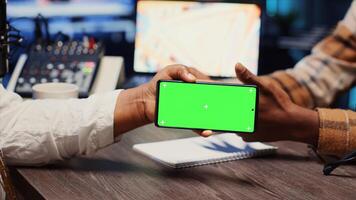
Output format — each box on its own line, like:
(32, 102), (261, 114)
(155, 80), (258, 133)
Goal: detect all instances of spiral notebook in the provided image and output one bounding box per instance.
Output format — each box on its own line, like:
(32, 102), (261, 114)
(133, 133), (277, 168)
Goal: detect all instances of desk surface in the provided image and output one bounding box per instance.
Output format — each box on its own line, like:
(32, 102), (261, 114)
(11, 124), (356, 200)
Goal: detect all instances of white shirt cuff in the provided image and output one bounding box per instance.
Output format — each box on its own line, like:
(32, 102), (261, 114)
(90, 90), (122, 152)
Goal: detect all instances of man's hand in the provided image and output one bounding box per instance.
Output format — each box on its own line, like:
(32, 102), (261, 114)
(142, 65), (210, 122)
(234, 63), (319, 145)
(114, 65), (210, 137)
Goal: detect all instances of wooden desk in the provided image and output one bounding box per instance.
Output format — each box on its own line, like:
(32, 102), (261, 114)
(10, 124), (356, 200)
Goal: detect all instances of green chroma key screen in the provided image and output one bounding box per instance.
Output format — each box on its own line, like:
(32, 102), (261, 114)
(156, 81), (258, 133)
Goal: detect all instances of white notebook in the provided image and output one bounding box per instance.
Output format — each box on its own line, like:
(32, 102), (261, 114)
(133, 133), (277, 168)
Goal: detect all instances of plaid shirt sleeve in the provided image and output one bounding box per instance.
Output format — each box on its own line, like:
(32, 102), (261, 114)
(261, 1), (356, 156)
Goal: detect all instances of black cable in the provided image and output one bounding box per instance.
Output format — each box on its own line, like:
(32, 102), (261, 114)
(44, 17), (51, 45)
(34, 16), (43, 44)
(323, 150), (356, 175)
(35, 14), (51, 45)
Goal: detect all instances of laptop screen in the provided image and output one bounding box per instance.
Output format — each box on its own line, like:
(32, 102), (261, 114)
(134, 1), (261, 77)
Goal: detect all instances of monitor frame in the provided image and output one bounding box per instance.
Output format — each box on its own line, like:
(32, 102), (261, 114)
(131, 0), (263, 78)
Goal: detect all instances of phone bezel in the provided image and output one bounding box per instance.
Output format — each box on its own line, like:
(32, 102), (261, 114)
(155, 80), (259, 134)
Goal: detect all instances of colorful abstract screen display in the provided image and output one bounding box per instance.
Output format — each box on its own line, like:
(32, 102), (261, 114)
(134, 1), (261, 77)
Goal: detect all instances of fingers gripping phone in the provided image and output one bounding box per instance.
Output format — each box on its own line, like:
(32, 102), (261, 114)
(155, 80), (258, 133)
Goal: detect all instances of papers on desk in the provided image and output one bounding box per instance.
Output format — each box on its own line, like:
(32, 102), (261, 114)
(133, 133), (277, 168)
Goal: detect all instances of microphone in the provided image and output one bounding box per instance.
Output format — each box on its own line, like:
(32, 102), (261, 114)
(0, 0), (8, 78)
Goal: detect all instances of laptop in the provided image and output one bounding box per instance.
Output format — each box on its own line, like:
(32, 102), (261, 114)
(124, 0), (261, 88)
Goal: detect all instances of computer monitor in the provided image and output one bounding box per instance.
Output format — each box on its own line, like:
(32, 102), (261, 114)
(134, 1), (261, 77)
(7, 0), (134, 18)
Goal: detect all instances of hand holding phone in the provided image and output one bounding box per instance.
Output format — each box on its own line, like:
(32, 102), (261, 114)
(155, 80), (258, 133)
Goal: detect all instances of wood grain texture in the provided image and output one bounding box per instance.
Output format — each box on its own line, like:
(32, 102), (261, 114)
(10, 124), (356, 200)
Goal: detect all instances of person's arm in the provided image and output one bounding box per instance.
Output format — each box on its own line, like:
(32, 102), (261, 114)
(0, 85), (121, 166)
(0, 65), (208, 166)
(113, 65), (210, 136)
(233, 64), (319, 147)
(262, 12), (356, 108)
(261, 1), (356, 108)
(235, 63), (356, 156)
(251, 2), (356, 156)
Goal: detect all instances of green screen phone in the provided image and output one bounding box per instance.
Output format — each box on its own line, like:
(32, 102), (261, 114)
(155, 80), (258, 133)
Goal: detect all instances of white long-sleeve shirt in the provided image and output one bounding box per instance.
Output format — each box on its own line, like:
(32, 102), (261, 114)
(0, 84), (121, 166)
